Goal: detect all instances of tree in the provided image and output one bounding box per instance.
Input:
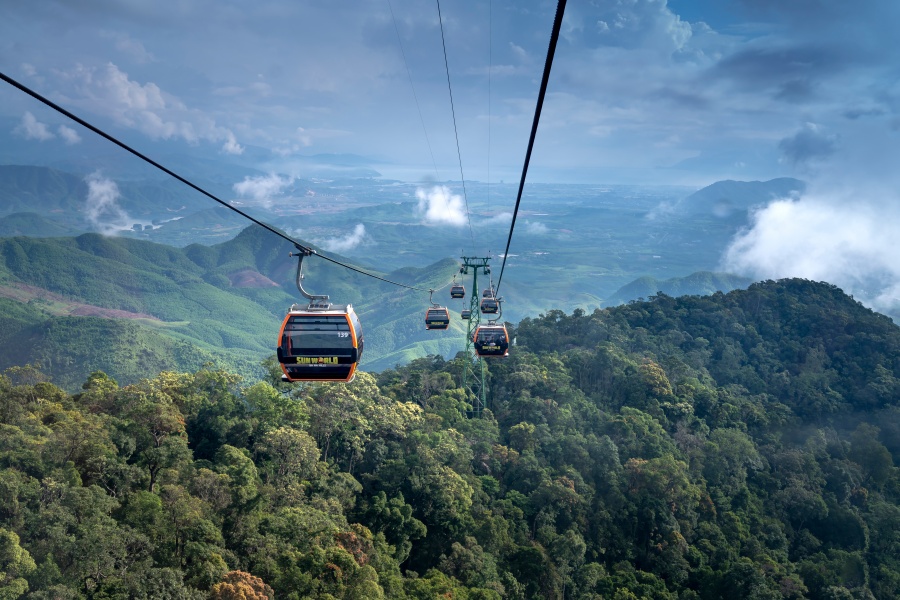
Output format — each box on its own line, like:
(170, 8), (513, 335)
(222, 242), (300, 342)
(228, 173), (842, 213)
(255, 426), (319, 488)
(849, 423), (894, 489)
(214, 445), (260, 507)
(209, 571), (273, 600)
(0, 528), (36, 600)
(116, 385), (191, 492)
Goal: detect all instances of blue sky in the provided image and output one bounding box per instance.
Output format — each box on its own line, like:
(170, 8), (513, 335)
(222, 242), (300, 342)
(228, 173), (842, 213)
(3, 0), (897, 186)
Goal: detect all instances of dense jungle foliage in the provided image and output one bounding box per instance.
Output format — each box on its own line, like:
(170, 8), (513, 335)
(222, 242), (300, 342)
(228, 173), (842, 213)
(1, 278), (899, 599)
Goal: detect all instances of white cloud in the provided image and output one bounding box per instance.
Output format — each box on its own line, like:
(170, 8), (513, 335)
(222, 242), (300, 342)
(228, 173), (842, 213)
(221, 131), (243, 155)
(233, 173), (295, 207)
(271, 127), (351, 156)
(58, 125), (81, 145)
(64, 62), (242, 153)
(320, 224), (368, 253)
(525, 220), (549, 234)
(296, 127), (313, 147)
(722, 191), (900, 313)
(84, 173), (133, 235)
(415, 185), (467, 226)
(477, 212), (513, 227)
(100, 31), (156, 63)
(15, 112), (55, 141)
(509, 42), (528, 62)
(577, 0), (694, 55)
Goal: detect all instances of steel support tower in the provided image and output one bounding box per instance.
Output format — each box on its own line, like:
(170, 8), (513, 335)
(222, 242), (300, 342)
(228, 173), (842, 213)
(458, 256), (491, 417)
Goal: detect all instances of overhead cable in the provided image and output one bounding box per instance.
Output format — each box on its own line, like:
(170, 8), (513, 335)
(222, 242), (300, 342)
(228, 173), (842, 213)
(436, 0), (478, 251)
(0, 70), (437, 293)
(387, 0), (441, 180)
(494, 0), (567, 296)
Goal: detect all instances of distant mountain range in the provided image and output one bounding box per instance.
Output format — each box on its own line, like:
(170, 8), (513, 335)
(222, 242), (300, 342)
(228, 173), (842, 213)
(604, 271), (753, 306)
(0, 212), (83, 237)
(0, 164), (825, 386)
(675, 177), (805, 219)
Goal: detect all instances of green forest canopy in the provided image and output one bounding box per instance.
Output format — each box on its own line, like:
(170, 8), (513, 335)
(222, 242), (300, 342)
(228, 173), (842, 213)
(1, 279), (899, 599)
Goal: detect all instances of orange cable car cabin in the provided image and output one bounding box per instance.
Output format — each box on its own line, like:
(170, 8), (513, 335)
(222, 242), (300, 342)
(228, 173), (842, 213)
(277, 304), (363, 382)
(473, 324), (509, 357)
(425, 306), (451, 330)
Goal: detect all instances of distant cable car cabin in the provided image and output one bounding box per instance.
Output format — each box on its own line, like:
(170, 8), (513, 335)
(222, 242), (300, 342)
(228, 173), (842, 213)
(450, 284), (465, 299)
(277, 303), (363, 382)
(473, 324), (509, 357)
(480, 296), (500, 314)
(461, 309), (471, 320)
(424, 289), (451, 330)
(425, 306), (451, 330)
(482, 287), (495, 298)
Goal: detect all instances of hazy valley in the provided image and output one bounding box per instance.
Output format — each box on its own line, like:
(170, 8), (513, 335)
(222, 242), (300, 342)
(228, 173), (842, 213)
(0, 163), (805, 387)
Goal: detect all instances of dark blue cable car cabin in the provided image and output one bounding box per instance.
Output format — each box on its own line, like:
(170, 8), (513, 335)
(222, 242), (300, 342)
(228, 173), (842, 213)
(450, 284), (465, 299)
(473, 324), (509, 357)
(277, 305), (363, 382)
(425, 307), (451, 330)
(480, 296), (499, 314)
(461, 309), (471, 320)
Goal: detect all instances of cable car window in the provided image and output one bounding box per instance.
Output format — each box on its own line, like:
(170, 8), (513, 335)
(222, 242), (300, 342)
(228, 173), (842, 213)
(284, 316), (351, 350)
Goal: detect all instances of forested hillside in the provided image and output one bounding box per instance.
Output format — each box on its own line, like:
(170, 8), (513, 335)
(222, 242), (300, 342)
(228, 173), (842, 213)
(0, 226), (464, 387)
(1, 279), (899, 599)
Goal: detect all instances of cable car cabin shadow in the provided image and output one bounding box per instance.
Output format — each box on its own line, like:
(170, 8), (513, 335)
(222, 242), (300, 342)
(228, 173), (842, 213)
(277, 304), (363, 382)
(474, 324), (509, 357)
(425, 306), (451, 330)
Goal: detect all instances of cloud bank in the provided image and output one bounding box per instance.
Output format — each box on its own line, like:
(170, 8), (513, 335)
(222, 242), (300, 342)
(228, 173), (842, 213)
(233, 174), (295, 208)
(722, 190), (900, 314)
(65, 63), (243, 154)
(416, 185), (467, 226)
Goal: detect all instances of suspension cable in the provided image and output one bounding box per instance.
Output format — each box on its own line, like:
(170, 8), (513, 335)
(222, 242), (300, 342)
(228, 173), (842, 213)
(0, 70), (439, 293)
(387, 0), (440, 181)
(487, 0), (493, 212)
(494, 0), (567, 296)
(436, 0), (477, 251)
